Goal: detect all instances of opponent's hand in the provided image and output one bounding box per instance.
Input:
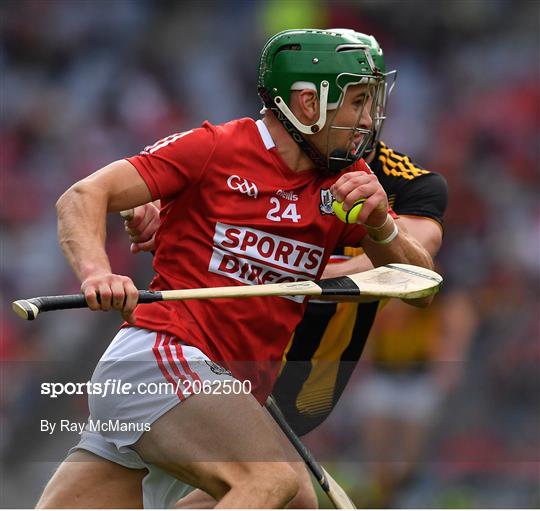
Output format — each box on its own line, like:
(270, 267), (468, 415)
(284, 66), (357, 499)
(124, 203), (160, 253)
(330, 170), (388, 226)
(81, 272), (139, 324)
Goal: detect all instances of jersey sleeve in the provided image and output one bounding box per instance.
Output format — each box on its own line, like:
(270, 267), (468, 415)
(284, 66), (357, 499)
(126, 122), (217, 200)
(393, 173), (448, 227)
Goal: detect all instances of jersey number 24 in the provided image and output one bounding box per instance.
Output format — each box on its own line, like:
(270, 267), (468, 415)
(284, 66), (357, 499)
(266, 198), (302, 223)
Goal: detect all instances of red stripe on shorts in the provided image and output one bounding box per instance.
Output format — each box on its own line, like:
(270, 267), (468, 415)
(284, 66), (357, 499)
(162, 335), (191, 391)
(173, 339), (202, 383)
(152, 333), (184, 400)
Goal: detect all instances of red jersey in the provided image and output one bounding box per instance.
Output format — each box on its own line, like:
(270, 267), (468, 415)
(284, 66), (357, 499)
(126, 118), (368, 401)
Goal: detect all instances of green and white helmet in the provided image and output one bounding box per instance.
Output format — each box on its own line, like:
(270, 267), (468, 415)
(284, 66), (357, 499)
(258, 29), (393, 173)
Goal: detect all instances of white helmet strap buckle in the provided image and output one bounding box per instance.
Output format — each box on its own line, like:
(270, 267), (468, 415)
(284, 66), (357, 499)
(274, 81), (329, 134)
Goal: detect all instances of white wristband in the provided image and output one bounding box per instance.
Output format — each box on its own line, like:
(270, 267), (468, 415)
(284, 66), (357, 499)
(368, 222), (399, 245)
(364, 214), (391, 231)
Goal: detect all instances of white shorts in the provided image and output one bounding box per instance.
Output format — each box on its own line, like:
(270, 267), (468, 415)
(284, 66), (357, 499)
(353, 370), (441, 422)
(71, 428), (192, 509)
(70, 326), (237, 508)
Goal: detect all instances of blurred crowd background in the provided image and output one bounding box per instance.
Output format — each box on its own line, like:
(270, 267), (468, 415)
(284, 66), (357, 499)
(1, 0), (538, 508)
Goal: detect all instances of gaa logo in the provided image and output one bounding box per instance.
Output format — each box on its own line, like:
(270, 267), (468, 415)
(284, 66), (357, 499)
(226, 175), (259, 198)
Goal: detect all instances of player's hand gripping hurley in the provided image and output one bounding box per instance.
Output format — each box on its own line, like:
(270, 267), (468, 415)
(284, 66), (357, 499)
(12, 264), (442, 321)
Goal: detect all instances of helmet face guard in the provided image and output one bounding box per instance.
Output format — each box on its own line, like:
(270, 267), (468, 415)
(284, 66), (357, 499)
(325, 73), (387, 173)
(258, 29), (393, 174)
(364, 69), (397, 155)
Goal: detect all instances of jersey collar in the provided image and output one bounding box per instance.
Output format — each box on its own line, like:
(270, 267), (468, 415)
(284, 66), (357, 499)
(256, 119), (276, 150)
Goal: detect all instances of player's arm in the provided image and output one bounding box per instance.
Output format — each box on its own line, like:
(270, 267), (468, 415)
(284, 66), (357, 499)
(331, 171), (435, 306)
(55, 159), (153, 322)
(357, 214), (442, 272)
(331, 170), (434, 269)
(322, 215), (442, 279)
(362, 216), (437, 307)
(360, 214), (434, 270)
(397, 215), (442, 257)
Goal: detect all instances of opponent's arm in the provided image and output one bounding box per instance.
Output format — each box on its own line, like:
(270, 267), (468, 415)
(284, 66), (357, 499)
(56, 159), (153, 322)
(123, 201), (161, 253)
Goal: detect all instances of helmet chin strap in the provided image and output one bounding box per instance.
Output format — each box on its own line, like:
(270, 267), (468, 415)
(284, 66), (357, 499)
(258, 86), (356, 175)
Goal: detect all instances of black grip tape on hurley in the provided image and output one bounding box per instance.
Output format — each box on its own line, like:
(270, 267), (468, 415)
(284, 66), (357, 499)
(15, 290), (163, 320)
(315, 276), (360, 296)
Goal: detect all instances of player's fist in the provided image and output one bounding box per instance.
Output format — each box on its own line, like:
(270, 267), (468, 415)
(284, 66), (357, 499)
(123, 202), (160, 253)
(81, 272), (138, 324)
(330, 170), (388, 226)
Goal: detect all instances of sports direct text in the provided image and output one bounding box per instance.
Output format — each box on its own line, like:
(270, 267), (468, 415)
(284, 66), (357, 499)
(209, 223), (324, 301)
(41, 378), (251, 399)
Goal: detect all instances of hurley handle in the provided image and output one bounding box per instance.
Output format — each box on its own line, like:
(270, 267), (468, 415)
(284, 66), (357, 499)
(12, 290), (162, 321)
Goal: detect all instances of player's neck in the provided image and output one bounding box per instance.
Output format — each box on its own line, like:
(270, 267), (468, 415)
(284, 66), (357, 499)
(262, 113), (315, 173)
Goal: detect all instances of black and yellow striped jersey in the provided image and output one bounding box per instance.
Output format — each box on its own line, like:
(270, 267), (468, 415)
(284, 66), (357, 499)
(272, 141), (448, 436)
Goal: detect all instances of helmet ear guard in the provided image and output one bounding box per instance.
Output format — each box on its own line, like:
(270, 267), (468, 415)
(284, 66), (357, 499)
(274, 80), (329, 134)
(258, 84), (333, 171)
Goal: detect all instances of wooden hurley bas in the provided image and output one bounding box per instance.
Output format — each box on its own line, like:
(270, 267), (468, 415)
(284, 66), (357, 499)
(12, 263), (442, 321)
